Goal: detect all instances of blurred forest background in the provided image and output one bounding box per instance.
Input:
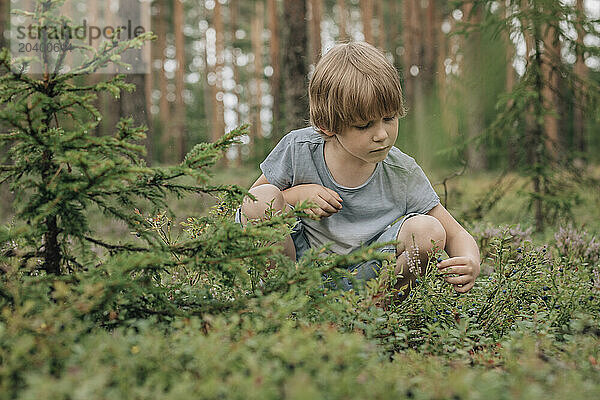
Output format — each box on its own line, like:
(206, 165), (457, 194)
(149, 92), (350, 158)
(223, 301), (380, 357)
(0, 0), (599, 230)
(1, 0), (596, 171)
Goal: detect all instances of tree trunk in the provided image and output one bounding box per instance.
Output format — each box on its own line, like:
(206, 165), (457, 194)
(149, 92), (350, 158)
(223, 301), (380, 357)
(213, 0), (226, 147)
(173, 0), (187, 162)
(231, 0), (242, 166)
(403, 0), (420, 104)
(375, 0), (386, 50)
(156, 0), (171, 163)
(0, 0), (14, 220)
(282, 0), (309, 133)
(360, 0), (373, 44)
(502, 0), (517, 168)
(251, 0), (264, 147)
(87, 1), (102, 137)
(389, 0), (399, 69)
(309, 0), (322, 65)
(423, 0), (436, 88)
(267, 0), (282, 140)
(438, 8), (458, 143)
(463, 2), (486, 170)
(145, 2), (154, 164)
(337, 0), (348, 42)
(573, 0), (587, 155)
(204, 14), (214, 145)
(542, 21), (560, 161)
(531, 23), (546, 231)
(0, 0), (8, 50)
(119, 0), (152, 163)
(98, 3), (121, 138)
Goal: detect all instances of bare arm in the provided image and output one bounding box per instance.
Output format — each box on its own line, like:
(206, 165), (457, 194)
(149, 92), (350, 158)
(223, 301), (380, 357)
(248, 174), (342, 219)
(249, 174), (301, 205)
(428, 203), (480, 292)
(250, 173), (271, 189)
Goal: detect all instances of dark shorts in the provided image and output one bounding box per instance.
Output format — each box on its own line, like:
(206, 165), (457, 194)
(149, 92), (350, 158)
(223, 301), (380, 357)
(235, 207), (420, 291)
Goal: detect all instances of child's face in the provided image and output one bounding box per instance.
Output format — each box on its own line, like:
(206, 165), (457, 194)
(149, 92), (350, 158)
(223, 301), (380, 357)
(330, 115), (398, 164)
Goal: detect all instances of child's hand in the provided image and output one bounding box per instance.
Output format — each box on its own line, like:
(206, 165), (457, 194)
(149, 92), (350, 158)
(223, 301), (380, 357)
(437, 256), (480, 293)
(294, 184), (343, 219)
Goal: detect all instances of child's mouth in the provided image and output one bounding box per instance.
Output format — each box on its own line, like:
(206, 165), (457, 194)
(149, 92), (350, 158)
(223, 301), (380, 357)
(370, 146), (389, 153)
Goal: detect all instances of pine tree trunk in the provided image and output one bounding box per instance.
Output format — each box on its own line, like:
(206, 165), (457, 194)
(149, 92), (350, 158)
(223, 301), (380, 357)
(0, 0), (11, 209)
(389, 0), (399, 70)
(119, 0), (152, 162)
(532, 24), (546, 231)
(438, 9), (458, 143)
(309, 0), (322, 65)
(98, 3), (121, 138)
(231, 0), (242, 166)
(337, 0), (348, 42)
(157, 0), (171, 162)
(211, 0), (226, 166)
(0, 0), (8, 50)
(144, 0), (154, 163)
(423, 0), (436, 88)
(404, 0), (428, 163)
(204, 8), (215, 146)
(251, 0), (264, 146)
(360, 0), (373, 44)
(503, 0), (517, 168)
(402, 0), (418, 103)
(173, 0), (187, 162)
(523, 18), (536, 170)
(375, 0), (386, 50)
(87, 1), (102, 137)
(282, 0), (309, 133)
(573, 0), (587, 155)
(267, 0), (282, 140)
(542, 22), (560, 161)
(463, 2), (486, 170)
(43, 215), (61, 275)
(41, 107), (61, 275)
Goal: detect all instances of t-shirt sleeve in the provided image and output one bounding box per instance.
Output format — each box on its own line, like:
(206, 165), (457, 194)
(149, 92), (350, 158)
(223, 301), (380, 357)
(406, 164), (440, 214)
(259, 133), (295, 190)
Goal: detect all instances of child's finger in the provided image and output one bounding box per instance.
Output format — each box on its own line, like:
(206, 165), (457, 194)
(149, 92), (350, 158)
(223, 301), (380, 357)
(443, 275), (471, 285)
(439, 265), (470, 276)
(304, 208), (320, 220)
(453, 281), (475, 293)
(316, 195), (339, 213)
(324, 187), (343, 202)
(320, 190), (343, 209)
(437, 256), (471, 269)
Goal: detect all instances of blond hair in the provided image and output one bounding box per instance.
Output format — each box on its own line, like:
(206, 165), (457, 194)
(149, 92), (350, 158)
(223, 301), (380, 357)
(309, 42), (405, 138)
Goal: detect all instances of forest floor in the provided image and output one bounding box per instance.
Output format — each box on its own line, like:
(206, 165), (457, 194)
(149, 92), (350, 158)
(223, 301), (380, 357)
(2, 163), (599, 242)
(2, 164), (600, 398)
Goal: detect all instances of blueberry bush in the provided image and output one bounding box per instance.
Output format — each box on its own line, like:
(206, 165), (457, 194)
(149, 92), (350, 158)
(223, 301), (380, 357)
(1, 1), (599, 399)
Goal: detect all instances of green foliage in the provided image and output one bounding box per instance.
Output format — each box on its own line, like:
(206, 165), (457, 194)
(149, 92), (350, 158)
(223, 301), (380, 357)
(454, 0), (600, 230)
(1, 2), (599, 398)
(0, 1), (252, 275)
(1, 224), (600, 398)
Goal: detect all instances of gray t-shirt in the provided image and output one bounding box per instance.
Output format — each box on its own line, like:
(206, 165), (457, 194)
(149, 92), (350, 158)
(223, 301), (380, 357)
(260, 127), (440, 255)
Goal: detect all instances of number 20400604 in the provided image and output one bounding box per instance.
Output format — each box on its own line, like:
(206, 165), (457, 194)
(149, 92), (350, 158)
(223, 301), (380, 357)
(18, 42), (73, 53)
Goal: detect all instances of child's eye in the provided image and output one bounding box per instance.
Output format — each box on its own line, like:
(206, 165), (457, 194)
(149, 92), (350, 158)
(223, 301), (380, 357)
(384, 116), (397, 122)
(354, 122), (372, 130)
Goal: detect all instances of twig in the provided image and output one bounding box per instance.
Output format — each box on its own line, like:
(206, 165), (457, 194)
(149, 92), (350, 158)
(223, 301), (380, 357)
(432, 162), (467, 209)
(83, 235), (150, 252)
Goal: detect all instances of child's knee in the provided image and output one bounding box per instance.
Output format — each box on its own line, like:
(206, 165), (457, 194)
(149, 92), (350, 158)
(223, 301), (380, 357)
(240, 184), (287, 224)
(397, 214), (446, 255)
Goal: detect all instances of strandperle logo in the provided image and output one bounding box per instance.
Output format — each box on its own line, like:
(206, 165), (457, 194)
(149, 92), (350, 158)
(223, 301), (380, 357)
(15, 19), (147, 46)
(9, 0), (151, 75)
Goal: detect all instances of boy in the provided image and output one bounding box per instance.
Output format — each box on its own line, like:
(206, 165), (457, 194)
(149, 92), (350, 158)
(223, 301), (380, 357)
(236, 42), (480, 298)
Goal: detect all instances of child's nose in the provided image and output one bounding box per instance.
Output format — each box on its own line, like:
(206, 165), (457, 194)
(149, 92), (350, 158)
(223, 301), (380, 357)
(373, 122), (388, 141)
